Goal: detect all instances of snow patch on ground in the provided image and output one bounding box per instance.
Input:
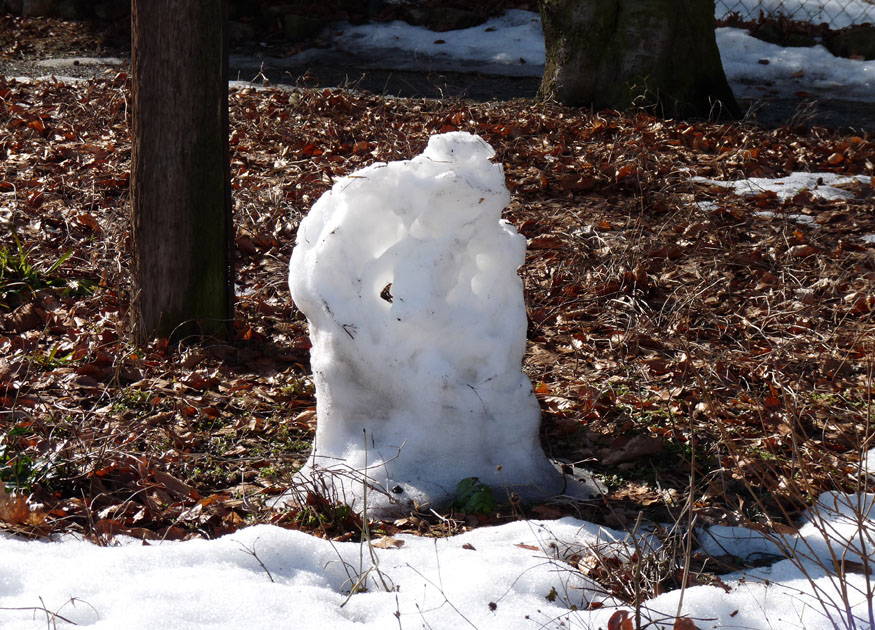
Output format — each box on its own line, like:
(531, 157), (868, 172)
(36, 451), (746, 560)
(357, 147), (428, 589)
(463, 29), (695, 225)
(332, 10), (544, 76)
(693, 172), (870, 201)
(715, 27), (875, 102)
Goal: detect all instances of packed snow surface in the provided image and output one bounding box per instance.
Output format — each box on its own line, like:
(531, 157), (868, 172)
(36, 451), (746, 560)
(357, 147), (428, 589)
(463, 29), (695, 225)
(288, 132), (573, 515)
(2, 491), (873, 629)
(715, 27), (875, 102)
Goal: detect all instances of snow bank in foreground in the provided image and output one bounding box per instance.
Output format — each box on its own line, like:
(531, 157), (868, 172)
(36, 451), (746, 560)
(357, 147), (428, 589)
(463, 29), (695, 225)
(2, 491), (874, 630)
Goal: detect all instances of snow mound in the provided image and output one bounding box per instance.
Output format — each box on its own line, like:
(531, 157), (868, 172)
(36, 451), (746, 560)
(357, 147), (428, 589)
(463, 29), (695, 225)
(288, 132), (582, 515)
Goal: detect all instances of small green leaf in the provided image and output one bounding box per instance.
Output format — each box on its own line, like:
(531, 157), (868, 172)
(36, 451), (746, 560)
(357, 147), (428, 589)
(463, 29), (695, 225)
(451, 477), (496, 515)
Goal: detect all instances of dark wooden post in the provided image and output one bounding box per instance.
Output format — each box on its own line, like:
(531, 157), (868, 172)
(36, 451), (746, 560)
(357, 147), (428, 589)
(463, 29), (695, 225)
(130, 0), (233, 342)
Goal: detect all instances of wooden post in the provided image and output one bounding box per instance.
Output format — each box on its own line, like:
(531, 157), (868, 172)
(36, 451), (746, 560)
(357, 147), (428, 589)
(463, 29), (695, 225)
(130, 0), (233, 342)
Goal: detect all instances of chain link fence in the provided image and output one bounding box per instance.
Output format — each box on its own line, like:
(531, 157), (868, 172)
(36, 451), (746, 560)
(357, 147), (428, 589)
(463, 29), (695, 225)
(716, 0), (875, 28)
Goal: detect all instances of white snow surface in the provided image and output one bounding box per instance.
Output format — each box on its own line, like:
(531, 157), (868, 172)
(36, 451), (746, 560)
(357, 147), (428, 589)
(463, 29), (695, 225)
(333, 9), (545, 75)
(694, 171), (871, 200)
(715, 27), (875, 102)
(2, 492), (874, 629)
(288, 132), (574, 515)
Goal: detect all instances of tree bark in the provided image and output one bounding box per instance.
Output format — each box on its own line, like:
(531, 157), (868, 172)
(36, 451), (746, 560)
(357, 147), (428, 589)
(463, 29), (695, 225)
(130, 0), (233, 343)
(538, 0), (741, 120)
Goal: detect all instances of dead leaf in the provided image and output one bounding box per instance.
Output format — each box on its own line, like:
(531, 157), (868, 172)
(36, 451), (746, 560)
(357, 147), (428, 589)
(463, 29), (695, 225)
(0, 484), (29, 525)
(530, 504), (563, 519)
(28, 190), (44, 208)
(152, 470), (199, 500)
(847, 294), (874, 315)
(788, 244), (818, 258)
(2, 303), (45, 333)
(647, 245), (683, 259)
(76, 213), (103, 234)
(770, 521), (799, 535)
(529, 235), (565, 249)
(601, 435), (667, 465)
(841, 560), (872, 575)
(608, 610), (633, 630)
(372, 536), (405, 549)
(0, 484), (46, 526)
(763, 396), (782, 409)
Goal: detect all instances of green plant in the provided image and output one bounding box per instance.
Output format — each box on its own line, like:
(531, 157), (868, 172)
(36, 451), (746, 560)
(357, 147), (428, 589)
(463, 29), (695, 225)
(0, 231), (72, 308)
(280, 376), (314, 397)
(34, 344), (74, 370)
(451, 477), (496, 515)
(0, 424), (63, 492)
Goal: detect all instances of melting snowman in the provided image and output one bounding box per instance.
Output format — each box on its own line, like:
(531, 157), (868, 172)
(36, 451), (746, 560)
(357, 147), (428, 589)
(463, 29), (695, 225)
(289, 131), (594, 516)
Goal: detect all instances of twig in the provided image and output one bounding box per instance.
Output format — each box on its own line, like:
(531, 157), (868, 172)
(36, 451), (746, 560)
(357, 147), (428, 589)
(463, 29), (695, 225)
(236, 538), (275, 583)
(0, 595), (98, 629)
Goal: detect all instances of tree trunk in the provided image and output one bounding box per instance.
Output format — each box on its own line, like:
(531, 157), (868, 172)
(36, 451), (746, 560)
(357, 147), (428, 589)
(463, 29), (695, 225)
(538, 0), (741, 120)
(130, 0), (233, 343)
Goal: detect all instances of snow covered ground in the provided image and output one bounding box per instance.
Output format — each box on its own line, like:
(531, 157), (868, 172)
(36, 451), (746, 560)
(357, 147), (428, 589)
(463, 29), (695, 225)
(2, 3), (874, 630)
(324, 7), (875, 103)
(1, 490), (873, 629)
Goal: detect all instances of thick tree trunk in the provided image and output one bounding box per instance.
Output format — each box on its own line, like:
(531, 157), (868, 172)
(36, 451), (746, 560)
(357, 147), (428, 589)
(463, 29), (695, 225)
(538, 0), (741, 120)
(130, 0), (233, 343)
